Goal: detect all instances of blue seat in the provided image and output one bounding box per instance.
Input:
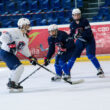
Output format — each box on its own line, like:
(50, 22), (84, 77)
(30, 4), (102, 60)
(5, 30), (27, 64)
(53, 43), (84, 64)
(31, 11), (43, 20)
(12, 19), (18, 27)
(13, 10), (21, 14)
(0, 3), (5, 14)
(65, 10), (72, 18)
(2, 19), (13, 28)
(77, 0), (83, 8)
(58, 17), (65, 24)
(50, 0), (61, 9)
(104, 15), (110, 21)
(43, 9), (55, 19)
(40, 0), (49, 10)
(18, 1), (29, 13)
(61, 0), (73, 9)
(105, 0), (110, 5)
(65, 18), (71, 24)
(92, 15), (103, 22)
(23, 15), (31, 20)
(10, 15), (21, 21)
(36, 18), (42, 26)
(30, 19), (37, 26)
(30, 0), (39, 12)
(6, 2), (17, 13)
(98, 7), (109, 16)
(55, 8), (65, 19)
(47, 18), (58, 25)
(40, 19), (47, 25)
(100, 3), (108, 8)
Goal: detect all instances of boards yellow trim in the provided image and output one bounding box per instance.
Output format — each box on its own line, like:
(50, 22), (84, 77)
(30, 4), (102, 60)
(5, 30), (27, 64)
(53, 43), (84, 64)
(0, 55), (110, 67)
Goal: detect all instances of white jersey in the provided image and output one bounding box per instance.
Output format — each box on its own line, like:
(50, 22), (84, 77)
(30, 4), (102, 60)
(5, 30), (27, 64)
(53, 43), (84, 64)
(0, 28), (31, 57)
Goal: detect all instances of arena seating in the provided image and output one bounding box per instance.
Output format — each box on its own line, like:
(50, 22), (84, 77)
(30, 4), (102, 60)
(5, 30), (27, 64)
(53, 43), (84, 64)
(1, 0), (109, 28)
(92, 0), (110, 22)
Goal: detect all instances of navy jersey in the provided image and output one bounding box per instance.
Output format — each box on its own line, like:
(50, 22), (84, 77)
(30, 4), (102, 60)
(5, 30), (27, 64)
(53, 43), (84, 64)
(46, 30), (74, 59)
(70, 17), (94, 42)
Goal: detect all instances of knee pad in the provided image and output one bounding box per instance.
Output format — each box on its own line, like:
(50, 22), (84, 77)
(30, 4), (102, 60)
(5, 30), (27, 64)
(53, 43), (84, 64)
(87, 54), (95, 60)
(10, 65), (24, 83)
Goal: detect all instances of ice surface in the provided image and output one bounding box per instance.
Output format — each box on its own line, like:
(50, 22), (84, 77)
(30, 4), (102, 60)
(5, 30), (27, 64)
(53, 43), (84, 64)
(0, 61), (110, 110)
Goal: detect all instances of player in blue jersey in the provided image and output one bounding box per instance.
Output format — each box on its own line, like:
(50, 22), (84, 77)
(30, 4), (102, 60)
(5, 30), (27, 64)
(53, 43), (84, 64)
(44, 24), (75, 81)
(67, 8), (104, 78)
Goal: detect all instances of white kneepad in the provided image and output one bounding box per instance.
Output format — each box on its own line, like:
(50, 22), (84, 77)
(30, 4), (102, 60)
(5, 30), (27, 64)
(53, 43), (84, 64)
(10, 65), (24, 83)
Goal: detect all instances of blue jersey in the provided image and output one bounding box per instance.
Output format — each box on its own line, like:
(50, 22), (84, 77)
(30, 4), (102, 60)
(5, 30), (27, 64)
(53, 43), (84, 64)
(46, 30), (74, 59)
(70, 17), (94, 42)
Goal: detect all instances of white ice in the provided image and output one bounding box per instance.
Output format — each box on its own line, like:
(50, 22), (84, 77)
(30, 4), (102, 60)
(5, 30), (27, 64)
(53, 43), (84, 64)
(0, 61), (110, 110)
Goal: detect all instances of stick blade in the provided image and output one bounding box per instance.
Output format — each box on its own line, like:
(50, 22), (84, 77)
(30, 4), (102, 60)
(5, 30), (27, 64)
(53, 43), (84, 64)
(64, 79), (84, 85)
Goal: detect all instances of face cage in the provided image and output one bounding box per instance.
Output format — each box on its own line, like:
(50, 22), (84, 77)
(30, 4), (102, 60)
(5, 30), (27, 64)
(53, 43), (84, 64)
(18, 24), (31, 32)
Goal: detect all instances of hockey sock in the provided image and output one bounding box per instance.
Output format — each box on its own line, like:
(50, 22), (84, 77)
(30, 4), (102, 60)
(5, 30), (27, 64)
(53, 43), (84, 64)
(88, 55), (101, 69)
(67, 56), (76, 71)
(59, 60), (70, 75)
(10, 65), (24, 83)
(54, 64), (62, 76)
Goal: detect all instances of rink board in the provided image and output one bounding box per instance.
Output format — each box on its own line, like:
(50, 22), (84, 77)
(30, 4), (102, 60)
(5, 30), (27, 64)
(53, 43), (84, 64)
(0, 21), (110, 59)
(0, 55), (110, 67)
(0, 22), (110, 67)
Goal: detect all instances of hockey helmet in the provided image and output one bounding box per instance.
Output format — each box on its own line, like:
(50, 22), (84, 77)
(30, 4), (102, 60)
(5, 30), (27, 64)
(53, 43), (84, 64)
(48, 24), (58, 32)
(17, 18), (30, 28)
(72, 8), (81, 15)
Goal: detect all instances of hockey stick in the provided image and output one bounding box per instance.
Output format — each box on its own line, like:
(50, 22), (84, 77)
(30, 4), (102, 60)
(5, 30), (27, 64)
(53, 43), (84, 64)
(18, 66), (42, 85)
(32, 63), (84, 85)
(18, 52), (84, 85)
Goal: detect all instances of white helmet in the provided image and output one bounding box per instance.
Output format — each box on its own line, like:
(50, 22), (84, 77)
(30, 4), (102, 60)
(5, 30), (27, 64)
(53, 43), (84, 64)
(17, 18), (30, 28)
(48, 24), (58, 31)
(72, 8), (81, 15)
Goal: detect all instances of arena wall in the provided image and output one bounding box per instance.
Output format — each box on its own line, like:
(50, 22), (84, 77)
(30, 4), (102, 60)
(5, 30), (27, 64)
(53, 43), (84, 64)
(0, 21), (110, 67)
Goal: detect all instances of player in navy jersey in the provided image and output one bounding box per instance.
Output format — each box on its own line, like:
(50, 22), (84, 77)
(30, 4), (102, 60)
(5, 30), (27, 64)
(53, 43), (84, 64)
(67, 8), (104, 78)
(44, 24), (75, 81)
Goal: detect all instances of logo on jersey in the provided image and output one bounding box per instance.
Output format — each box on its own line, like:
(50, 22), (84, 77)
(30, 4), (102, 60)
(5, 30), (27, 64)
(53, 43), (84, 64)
(17, 41), (25, 50)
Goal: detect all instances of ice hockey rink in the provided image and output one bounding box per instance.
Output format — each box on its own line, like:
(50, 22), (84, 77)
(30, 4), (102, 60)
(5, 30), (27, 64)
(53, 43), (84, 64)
(0, 61), (110, 110)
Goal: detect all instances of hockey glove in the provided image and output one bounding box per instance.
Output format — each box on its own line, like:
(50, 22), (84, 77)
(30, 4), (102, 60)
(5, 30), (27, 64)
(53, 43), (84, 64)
(44, 57), (50, 66)
(8, 41), (16, 54)
(29, 56), (37, 66)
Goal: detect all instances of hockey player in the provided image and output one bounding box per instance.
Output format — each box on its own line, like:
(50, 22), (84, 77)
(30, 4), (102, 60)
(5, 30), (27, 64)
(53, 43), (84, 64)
(0, 18), (37, 92)
(67, 8), (104, 78)
(44, 24), (75, 81)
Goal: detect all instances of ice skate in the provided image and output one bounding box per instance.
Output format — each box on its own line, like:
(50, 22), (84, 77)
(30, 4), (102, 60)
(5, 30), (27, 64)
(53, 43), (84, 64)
(51, 75), (62, 81)
(97, 68), (105, 78)
(7, 80), (23, 93)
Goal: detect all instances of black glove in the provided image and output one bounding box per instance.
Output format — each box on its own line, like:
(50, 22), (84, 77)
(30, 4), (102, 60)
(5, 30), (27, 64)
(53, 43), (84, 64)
(8, 41), (16, 54)
(44, 57), (50, 66)
(29, 56), (37, 66)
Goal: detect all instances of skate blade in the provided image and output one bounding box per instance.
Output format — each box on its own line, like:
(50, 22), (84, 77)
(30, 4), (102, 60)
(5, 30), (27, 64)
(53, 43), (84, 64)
(98, 74), (105, 78)
(9, 88), (23, 93)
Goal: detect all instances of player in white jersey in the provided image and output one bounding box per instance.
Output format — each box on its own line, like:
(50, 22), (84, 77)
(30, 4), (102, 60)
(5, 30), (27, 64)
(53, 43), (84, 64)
(0, 18), (37, 92)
